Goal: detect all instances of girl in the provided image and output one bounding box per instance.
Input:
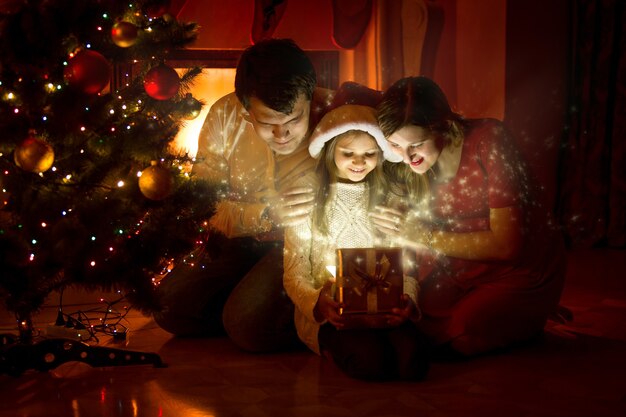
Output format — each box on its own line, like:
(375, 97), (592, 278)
(371, 76), (566, 357)
(283, 104), (429, 381)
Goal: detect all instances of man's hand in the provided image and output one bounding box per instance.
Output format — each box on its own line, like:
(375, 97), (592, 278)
(267, 186), (315, 227)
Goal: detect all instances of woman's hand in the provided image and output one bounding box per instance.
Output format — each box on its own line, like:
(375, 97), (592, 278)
(369, 206), (405, 237)
(386, 294), (420, 326)
(370, 205), (433, 249)
(313, 281), (346, 329)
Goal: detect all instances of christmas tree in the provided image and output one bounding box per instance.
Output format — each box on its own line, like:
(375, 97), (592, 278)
(0, 0), (218, 342)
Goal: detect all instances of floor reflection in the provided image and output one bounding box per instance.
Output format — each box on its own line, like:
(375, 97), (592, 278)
(1, 248), (626, 417)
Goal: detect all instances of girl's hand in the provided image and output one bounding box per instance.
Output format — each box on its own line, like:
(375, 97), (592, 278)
(314, 281), (345, 329)
(385, 294), (419, 326)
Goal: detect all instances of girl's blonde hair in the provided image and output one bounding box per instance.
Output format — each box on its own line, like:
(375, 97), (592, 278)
(312, 130), (388, 234)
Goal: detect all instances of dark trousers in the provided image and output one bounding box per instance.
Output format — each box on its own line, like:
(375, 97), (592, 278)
(153, 236), (301, 352)
(318, 321), (430, 381)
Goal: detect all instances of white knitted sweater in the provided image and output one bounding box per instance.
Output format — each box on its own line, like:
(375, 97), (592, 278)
(283, 181), (418, 354)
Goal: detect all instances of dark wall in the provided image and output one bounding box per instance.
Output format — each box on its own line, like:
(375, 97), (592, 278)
(505, 0), (570, 209)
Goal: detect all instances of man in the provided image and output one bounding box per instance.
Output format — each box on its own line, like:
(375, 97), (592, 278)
(154, 38), (382, 352)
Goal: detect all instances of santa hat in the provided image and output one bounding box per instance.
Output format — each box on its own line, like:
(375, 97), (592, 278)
(308, 105), (402, 162)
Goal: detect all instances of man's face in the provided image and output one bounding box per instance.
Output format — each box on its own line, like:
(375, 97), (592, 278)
(245, 94), (311, 155)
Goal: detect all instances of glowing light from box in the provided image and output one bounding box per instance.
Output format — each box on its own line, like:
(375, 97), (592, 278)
(326, 265), (336, 278)
(172, 68), (236, 158)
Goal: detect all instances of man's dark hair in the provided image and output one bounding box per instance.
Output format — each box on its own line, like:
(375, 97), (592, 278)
(235, 38), (316, 114)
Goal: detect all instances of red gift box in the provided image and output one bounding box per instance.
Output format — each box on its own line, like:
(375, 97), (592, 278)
(335, 247), (404, 329)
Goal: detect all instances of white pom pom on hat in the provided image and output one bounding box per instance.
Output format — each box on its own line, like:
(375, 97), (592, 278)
(308, 105), (403, 163)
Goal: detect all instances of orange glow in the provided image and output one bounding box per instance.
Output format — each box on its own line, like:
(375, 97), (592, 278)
(172, 68), (236, 158)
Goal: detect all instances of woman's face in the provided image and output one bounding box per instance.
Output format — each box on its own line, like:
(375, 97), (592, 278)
(333, 131), (380, 182)
(386, 125), (441, 174)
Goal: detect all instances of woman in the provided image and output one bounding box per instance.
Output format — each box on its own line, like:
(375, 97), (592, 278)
(370, 76), (566, 357)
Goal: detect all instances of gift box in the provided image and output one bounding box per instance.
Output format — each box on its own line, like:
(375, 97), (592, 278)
(335, 247), (404, 329)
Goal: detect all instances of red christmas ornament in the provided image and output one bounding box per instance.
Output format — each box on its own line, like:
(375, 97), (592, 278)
(111, 21), (138, 48)
(143, 64), (180, 100)
(64, 50), (111, 95)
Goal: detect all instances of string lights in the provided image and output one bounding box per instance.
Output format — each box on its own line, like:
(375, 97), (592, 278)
(0, 0), (219, 342)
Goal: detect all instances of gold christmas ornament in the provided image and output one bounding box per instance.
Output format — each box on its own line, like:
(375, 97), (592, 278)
(111, 21), (139, 48)
(14, 136), (55, 173)
(160, 13), (175, 23)
(139, 161), (174, 200)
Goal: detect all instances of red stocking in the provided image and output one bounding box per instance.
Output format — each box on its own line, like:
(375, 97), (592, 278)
(331, 0), (373, 49)
(251, 0), (288, 44)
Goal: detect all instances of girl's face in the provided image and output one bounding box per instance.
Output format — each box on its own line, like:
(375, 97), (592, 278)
(386, 125), (441, 174)
(333, 132), (380, 182)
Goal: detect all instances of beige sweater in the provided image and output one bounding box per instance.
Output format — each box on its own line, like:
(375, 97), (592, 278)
(283, 181), (419, 354)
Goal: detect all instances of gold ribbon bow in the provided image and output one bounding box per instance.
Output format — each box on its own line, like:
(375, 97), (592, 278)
(348, 251), (392, 313)
(351, 253), (392, 293)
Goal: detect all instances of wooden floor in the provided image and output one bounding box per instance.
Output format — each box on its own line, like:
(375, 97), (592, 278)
(1, 248), (625, 417)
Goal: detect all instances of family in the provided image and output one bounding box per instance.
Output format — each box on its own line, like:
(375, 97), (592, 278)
(153, 38), (566, 381)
